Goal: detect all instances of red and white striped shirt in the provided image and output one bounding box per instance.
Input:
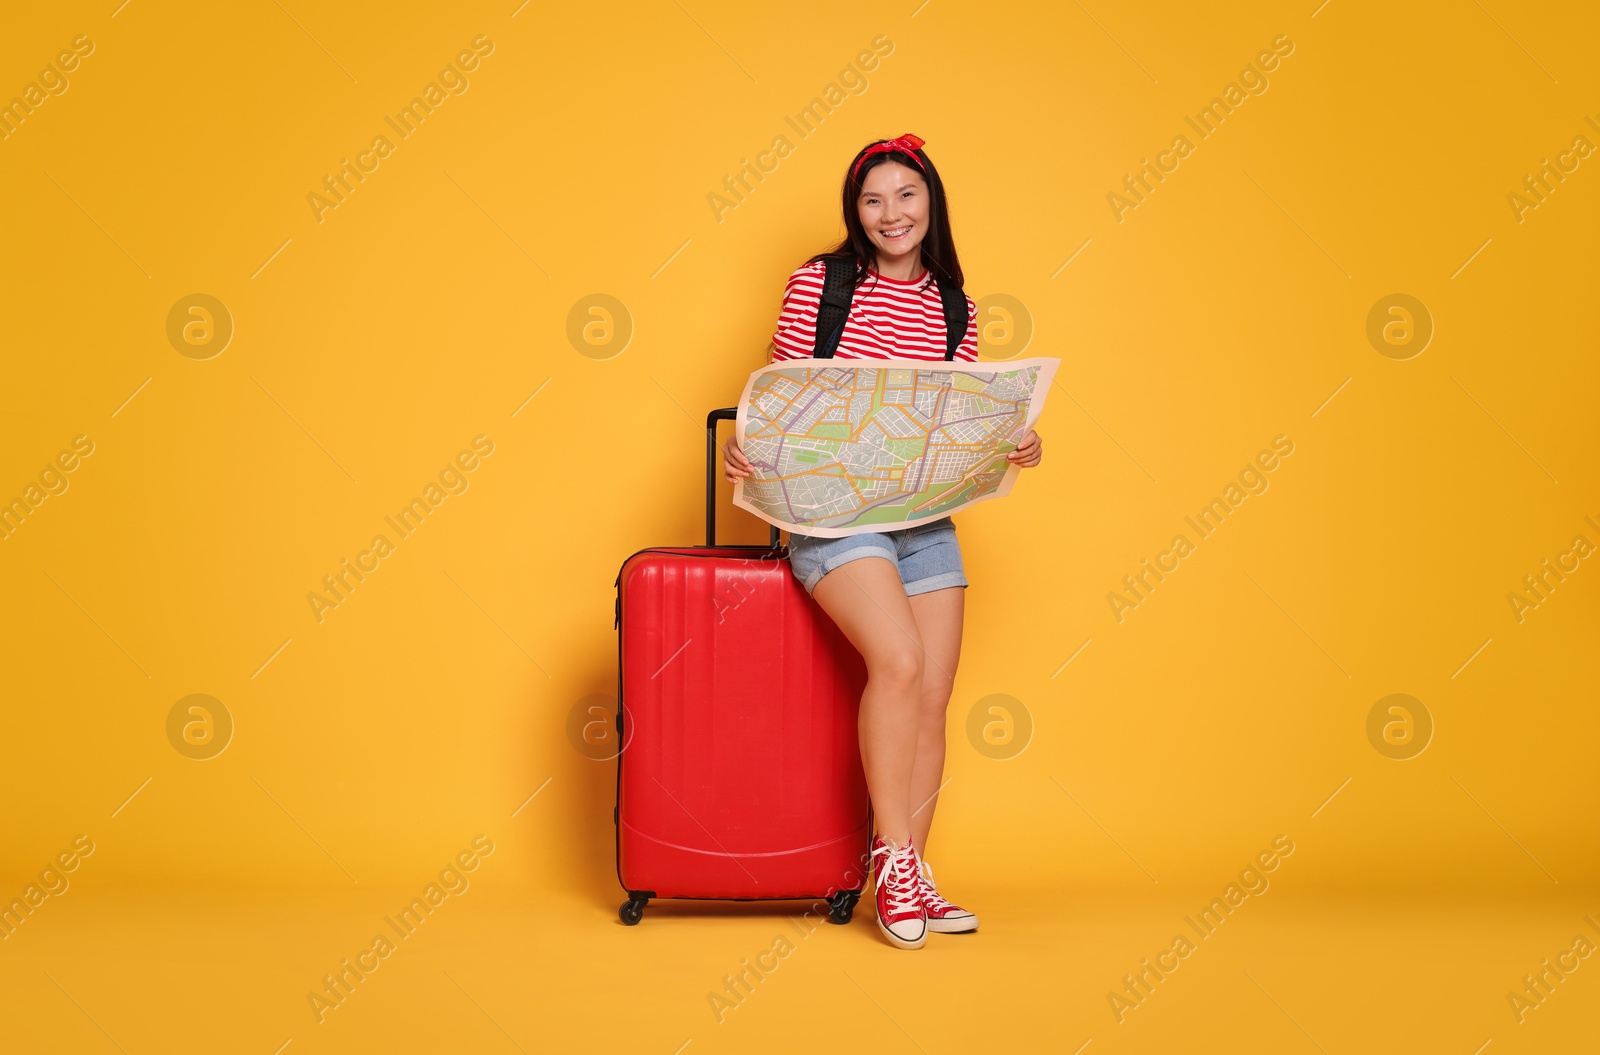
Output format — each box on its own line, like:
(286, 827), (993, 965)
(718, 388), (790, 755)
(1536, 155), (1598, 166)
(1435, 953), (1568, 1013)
(769, 259), (979, 363)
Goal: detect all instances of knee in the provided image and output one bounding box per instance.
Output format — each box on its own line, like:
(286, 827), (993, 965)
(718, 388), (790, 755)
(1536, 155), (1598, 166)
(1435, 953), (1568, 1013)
(918, 681), (954, 725)
(868, 647), (924, 692)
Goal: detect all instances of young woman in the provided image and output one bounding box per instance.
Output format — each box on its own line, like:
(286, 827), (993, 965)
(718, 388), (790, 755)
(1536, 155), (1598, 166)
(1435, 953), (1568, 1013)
(723, 133), (1044, 949)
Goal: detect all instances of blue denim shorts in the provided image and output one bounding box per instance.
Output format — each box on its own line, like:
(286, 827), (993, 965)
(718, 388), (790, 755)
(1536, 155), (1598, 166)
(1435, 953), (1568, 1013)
(786, 517), (967, 598)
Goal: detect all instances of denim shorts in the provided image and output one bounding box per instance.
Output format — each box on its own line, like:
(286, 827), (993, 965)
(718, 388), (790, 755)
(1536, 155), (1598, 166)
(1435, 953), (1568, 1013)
(786, 517), (967, 598)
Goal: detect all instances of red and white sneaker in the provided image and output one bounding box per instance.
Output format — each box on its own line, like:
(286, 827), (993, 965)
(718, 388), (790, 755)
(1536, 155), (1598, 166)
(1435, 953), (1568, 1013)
(869, 835), (927, 949)
(917, 859), (978, 933)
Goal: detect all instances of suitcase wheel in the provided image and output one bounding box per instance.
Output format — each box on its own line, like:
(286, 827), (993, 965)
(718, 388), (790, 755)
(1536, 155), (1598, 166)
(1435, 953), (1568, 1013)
(827, 890), (860, 925)
(619, 898), (648, 926)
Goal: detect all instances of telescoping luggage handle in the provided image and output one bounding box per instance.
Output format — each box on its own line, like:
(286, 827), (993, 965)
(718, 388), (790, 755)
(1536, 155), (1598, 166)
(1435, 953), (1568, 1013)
(707, 408), (781, 550)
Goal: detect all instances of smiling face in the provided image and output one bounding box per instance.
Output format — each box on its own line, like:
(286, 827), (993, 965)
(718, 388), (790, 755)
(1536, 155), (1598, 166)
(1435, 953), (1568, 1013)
(857, 161), (929, 276)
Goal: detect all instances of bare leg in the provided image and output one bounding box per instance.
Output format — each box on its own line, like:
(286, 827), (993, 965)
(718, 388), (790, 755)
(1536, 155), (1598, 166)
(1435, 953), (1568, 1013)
(906, 586), (965, 855)
(809, 557), (925, 846)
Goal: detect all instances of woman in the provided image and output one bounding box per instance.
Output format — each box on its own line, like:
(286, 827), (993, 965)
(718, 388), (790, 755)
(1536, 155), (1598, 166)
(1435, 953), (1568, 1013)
(723, 133), (1044, 949)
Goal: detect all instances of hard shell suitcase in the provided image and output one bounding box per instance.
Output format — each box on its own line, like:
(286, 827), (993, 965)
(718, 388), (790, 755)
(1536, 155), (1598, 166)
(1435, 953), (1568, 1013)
(612, 408), (870, 926)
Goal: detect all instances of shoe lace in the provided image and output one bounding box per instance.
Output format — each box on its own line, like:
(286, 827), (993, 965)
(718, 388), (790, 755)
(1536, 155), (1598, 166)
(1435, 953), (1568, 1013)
(917, 860), (955, 911)
(872, 840), (924, 915)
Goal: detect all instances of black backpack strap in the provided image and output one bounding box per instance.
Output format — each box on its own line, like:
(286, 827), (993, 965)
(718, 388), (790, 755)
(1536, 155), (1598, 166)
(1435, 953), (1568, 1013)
(938, 276), (969, 360)
(813, 254), (854, 359)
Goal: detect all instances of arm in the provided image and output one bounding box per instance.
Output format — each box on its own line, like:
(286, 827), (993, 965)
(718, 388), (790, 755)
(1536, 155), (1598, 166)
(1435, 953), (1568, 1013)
(965, 297), (1044, 467)
(729, 266), (819, 479)
(959, 295), (980, 362)
(727, 302), (789, 481)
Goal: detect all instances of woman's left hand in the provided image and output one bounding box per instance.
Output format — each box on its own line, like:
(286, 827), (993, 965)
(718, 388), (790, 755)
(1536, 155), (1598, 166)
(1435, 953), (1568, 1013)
(1007, 429), (1042, 468)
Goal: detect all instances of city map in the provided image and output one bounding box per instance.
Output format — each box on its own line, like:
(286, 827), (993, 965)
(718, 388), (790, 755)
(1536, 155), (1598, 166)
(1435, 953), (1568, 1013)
(732, 357), (1059, 537)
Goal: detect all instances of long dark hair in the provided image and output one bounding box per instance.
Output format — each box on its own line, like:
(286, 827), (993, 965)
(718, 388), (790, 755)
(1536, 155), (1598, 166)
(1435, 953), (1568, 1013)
(806, 136), (964, 296)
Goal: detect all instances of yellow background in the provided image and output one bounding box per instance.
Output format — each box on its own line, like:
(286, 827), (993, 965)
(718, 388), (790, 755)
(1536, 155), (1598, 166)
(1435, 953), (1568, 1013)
(1, 0), (1596, 1052)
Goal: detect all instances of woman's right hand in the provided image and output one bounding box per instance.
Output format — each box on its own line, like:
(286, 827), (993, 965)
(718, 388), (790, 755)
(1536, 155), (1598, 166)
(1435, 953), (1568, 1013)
(723, 436), (753, 483)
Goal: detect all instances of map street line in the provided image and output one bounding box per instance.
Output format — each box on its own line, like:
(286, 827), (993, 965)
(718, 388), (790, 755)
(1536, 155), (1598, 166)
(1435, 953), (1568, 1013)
(732, 357), (1059, 538)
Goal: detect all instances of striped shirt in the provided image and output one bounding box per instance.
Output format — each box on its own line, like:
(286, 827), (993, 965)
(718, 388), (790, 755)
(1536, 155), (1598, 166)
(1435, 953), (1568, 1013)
(770, 259), (979, 363)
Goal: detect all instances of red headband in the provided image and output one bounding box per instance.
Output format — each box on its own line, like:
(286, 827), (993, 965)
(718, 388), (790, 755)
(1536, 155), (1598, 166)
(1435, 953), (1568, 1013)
(851, 133), (927, 182)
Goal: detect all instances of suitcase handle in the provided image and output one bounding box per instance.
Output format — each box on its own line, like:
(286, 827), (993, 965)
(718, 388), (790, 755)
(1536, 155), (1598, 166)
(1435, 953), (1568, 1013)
(707, 407), (781, 550)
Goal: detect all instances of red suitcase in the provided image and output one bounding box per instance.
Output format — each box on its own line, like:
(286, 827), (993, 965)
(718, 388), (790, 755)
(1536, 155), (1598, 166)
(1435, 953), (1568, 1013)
(611, 407), (871, 925)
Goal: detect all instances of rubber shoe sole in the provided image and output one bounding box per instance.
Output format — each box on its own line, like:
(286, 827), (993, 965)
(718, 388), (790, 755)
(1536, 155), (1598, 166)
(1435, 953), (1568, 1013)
(878, 915), (928, 949)
(926, 913), (978, 934)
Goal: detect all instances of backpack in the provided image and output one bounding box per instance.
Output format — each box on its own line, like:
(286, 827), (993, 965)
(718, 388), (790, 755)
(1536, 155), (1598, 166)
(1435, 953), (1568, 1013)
(811, 253), (970, 360)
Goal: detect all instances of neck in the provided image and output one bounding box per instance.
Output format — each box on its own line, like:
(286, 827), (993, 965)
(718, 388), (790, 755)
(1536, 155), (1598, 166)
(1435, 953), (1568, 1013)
(873, 255), (927, 282)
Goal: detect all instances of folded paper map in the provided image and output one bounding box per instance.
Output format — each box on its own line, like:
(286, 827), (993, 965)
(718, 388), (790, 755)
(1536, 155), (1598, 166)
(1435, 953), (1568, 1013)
(732, 357), (1059, 538)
